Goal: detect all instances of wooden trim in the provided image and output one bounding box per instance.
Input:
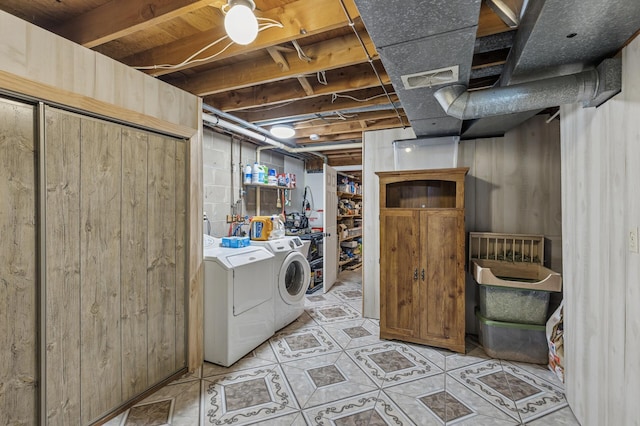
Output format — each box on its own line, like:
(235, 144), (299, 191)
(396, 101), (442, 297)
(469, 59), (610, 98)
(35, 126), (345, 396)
(0, 70), (196, 139)
(37, 101), (46, 426)
(187, 98), (204, 371)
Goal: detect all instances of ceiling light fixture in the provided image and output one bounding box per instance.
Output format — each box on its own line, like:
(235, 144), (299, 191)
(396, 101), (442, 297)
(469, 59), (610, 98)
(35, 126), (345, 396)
(224, 0), (258, 45)
(270, 124), (296, 139)
(309, 133), (320, 140)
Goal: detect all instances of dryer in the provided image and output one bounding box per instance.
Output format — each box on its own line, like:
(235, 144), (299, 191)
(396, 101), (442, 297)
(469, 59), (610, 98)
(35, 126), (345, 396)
(251, 236), (311, 330)
(203, 234), (276, 366)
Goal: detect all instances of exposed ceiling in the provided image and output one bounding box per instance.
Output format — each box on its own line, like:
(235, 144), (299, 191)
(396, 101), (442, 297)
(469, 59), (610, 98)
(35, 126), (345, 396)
(1, 0), (638, 169)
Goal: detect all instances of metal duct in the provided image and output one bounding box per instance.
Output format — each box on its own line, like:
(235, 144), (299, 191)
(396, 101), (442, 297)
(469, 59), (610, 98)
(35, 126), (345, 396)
(435, 58), (621, 120)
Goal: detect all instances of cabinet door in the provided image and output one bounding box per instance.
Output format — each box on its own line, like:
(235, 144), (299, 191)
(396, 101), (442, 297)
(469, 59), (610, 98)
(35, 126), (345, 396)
(419, 210), (465, 352)
(379, 210), (421, 339)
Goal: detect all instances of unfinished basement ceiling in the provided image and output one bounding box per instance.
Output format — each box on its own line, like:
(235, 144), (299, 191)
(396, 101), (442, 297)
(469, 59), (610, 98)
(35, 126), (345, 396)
(0, 0), (638, 164)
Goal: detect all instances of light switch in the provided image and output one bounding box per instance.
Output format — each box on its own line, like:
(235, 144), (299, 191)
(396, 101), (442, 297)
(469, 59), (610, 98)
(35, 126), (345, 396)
(630, 227), (639, 253)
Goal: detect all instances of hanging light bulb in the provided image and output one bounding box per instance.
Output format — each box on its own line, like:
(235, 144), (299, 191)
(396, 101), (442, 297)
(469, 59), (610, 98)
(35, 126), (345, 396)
(224, 0), (259, 45)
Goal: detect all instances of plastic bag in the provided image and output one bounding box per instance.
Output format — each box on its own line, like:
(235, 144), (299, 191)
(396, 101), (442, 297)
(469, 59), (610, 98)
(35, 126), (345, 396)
(546, 300), (564, 383)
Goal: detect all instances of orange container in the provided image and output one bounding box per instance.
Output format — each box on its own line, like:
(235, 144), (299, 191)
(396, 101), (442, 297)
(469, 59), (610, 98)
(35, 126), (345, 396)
(250, 216), (273, 241)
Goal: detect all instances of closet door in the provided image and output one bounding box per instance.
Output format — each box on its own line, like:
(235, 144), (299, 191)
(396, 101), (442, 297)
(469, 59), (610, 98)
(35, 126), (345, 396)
(44, 107), (188, 425)
(45, 107), (82, 424)
(0, 98), (37, 425)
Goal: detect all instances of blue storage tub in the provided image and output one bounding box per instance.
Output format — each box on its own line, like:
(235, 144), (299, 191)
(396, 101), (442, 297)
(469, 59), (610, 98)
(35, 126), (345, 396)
(221, 236), (250, 248)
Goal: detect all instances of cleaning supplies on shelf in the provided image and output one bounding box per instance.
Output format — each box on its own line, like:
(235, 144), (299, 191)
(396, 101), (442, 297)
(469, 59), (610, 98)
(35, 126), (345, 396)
(251, 162), (261, 184)
(244, 164), (252, 184)
(268, 168), (277, 186)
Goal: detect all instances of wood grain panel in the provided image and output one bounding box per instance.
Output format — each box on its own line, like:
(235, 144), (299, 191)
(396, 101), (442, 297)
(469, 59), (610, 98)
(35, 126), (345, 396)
(44, 106), (82, 425)
(560, 37), (640, 425)
(188, 104), (204, 371)
(421, 210), (465, 349)
(0, 97), (37, 425)
(120, 128), (149, 400)
(379, 210), (419, 338)
(0, 10), (200, 136)
(79, 118), (123, 424)
(147, 134), (177, 384)
(175, 140), (187, 369)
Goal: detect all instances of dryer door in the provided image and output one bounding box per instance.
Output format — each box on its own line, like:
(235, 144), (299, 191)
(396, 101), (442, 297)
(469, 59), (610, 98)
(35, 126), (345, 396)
(279, 251), (311, 304)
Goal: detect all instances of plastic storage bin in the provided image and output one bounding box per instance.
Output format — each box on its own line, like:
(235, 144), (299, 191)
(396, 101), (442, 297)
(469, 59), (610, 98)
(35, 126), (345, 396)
(221, 236), (250, 248)
(479, 285), (550, 325)
(476, 309), (548, 364)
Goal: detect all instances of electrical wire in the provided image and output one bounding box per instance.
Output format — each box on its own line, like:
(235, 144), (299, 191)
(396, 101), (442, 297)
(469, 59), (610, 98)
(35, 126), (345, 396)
(133, 19), (284, 71)
(292, 39), (313, 62)
(317, 70), (328, 85)
(337, 0), (405, 128)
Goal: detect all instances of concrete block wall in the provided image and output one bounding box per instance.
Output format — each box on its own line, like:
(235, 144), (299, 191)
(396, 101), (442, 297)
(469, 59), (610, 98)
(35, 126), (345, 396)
(202, 128), (304, 237)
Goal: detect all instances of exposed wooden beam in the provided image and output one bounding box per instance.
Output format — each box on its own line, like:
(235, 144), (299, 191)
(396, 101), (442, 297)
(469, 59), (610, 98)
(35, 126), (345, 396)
(203, 62), (389, 111)
(53, 0), (219, 48)
(295, 109), (404, 130)
(234, 86), (397, 123)
(297, 76), (314, 96)
(267, 47), (290, 71)
(296, 116), (408, 138)
(123, 0), (360, 76)
(477, 1), (513, 37)
(472, 48), (510, 67)
(297, 132), (364, 144)
(173, 32), (377, 96)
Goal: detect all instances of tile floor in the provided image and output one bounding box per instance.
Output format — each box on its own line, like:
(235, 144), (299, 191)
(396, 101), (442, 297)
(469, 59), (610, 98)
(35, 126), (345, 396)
(105, 271), (580, 425)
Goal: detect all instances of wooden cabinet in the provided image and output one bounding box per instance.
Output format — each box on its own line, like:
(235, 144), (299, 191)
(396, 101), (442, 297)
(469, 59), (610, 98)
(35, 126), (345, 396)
(376, 168), (468, 353)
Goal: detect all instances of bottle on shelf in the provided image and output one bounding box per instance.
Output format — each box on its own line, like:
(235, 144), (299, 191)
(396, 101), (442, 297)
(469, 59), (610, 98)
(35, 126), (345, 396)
(252, 162), (261, 184)
(244, 164), (252, 184)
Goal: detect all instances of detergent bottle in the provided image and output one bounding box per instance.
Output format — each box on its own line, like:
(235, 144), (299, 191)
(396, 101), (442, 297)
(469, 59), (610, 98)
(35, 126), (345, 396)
(251, 162), (261, 184)
(244, 164), (252, 184)
(269, 215), (285, 239)
(250, 216), (273, 240)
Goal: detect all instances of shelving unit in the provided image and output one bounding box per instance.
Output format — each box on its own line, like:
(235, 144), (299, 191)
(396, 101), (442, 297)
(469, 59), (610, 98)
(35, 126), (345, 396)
(243, 182), (294, 215)
(337, 177), (363, 272)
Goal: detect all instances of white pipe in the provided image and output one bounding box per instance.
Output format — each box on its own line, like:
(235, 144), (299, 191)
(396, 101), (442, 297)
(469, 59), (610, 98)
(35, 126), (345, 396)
(290, 142), (362, 153)
(202, 113), (287, 150)
(203, 112), (363, 154)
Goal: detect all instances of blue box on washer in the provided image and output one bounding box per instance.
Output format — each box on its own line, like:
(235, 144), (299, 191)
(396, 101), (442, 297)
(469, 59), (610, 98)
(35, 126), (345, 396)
(221, 236), (250, 248)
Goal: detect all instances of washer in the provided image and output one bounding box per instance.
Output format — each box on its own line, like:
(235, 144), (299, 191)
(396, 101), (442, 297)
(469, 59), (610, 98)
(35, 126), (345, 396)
(203, 234), (276, 366)
(251, 237), (311, 330)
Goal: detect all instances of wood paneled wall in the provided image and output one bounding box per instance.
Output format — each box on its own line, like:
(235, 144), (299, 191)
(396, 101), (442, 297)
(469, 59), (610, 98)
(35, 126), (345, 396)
(0, 98), (37, 425)
(459, 116), (562, 238)
(0, 10), (198, 137)
(0, 11), (204, 423)
(560, 36), (640, 426)
(362, 118), (562, 320)
(44, 107), (188, 425)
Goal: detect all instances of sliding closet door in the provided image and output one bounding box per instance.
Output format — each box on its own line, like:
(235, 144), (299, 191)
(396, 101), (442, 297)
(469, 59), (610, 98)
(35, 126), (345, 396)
(44, 107), (188, 425)
(44, 108), (82, 423)
(0, 98), (37, 424)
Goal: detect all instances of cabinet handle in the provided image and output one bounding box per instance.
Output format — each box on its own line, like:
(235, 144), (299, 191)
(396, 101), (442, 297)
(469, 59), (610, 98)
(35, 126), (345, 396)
(414, 268), (418, 280)
(421, 268), (425, 281)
